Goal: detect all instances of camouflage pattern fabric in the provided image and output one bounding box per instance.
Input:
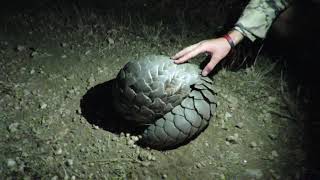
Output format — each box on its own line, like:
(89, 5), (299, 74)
(235, 0), (291, 41)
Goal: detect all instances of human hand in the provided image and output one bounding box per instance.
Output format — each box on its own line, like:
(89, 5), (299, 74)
(171, 30), (244, 76)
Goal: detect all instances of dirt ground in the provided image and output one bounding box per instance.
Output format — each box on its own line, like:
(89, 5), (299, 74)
(0, 2), (306, 179)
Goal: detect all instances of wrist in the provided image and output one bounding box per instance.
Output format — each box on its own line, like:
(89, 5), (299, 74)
(227, 29), (244, 46)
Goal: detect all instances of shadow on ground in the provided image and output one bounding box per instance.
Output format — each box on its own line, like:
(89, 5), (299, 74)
(80, 79), (142, 135)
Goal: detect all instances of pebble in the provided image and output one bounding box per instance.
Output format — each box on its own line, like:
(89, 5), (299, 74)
(249, 141), (257, 148)
(195, 162), (202, 168)
(224, 112), (232, 119)
(7, 158), (17, 167)
(30, 51), (39, 57)
(40, 103), (48, 109)
(268, 133), (277, 140)
(108, 37), (115, 45)
(16, 45), (26, 51)
(162, 174), (168, 179)
(271, 150), (279, 157)
(131, 136), (139, 142)
(235, 122), (244, 129)
(226, 133), (239, 144)
(54, 148), (63, 155)
(60, 42), (68, 47)
(30, 69), (35, 74)
(66, 159), (74, 166)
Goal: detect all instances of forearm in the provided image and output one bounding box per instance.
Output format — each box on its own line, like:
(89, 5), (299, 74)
(235, 0), (291, 41)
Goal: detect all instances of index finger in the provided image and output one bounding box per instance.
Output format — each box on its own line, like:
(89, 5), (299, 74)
(171, 43), (200, 60)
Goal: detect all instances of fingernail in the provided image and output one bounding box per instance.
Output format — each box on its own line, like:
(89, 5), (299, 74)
(202, 71), (208, 76)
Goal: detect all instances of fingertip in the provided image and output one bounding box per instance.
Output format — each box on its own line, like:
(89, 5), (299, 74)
(173, 60), (181, 64)
(202, 70), (208, 76)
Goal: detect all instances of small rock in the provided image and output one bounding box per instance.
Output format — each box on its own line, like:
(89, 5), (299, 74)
(61, 55), (67, 59)
(54, 148), (62, 155)
(131, 136), (139, 142)
(108, 37), (115, 45)
(249, 141), (257, 148)
(268, 133), (277, 140)
(138, 152), (150, 161)
(225, 112), (232, 119)
(16, 45), (26, 51)
(30, 69), (35, 74)
(120, 132), (125, 137)
(162, 174), (168, 179)
(7, 158), (16, 167)
(8, 123), (20, 133)
(40, 103), (47, 109)
(93, 125), (99, 130)
(76, 108), (82, 115)
(66, 159), (73, 166)
(235, 122), (244, 129)
(226, 133), (239, 144)
(60, 42), (68, 47)
(30, 51), (39, 57)
(195, 162), (202, 168)
(271, 150), (279, 157)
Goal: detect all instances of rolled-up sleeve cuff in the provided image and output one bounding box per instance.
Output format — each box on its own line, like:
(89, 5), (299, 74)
(234, 25), (258, 42)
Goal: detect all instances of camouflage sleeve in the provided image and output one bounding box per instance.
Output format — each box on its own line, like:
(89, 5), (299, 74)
(234, 0), (291, 41)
